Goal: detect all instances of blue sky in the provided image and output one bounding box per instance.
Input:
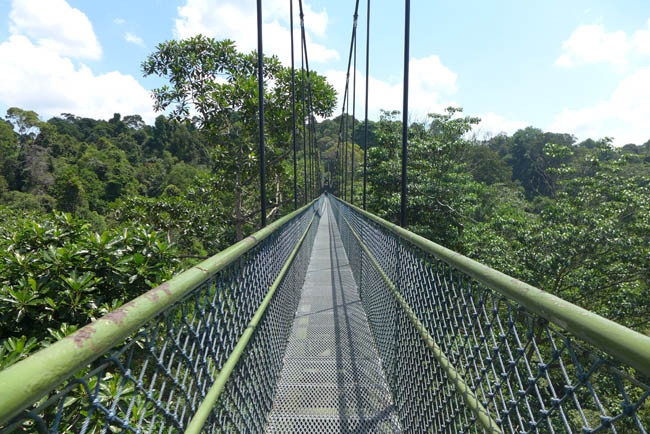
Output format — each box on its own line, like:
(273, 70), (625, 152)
(0, 0), (649, 145)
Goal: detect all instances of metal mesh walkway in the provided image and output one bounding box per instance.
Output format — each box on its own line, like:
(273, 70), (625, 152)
(266, 198), (401, 432)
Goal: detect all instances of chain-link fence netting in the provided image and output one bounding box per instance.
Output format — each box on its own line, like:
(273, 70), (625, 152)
(330, 195), (650, 434)
(1, 198), (322, 434)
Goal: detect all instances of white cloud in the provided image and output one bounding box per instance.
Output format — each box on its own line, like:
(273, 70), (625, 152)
(125, 32), (145, 47)
(0, 1), (155, 123)
(0, 35), (155, 123)
(326, 57), (524, 140)
(113, 18), (126, 25)
(325, 55), (458, 121)
(555, 24), (629, 67)
(633, 19), (650, 55)
(174, 0), (338, 65)
(301, 3), (328, 37)
(409, 56), (457, 102)
(9, 0), (101, 60)
(550, 66), (650, 145)
(551, 19), (650, 144)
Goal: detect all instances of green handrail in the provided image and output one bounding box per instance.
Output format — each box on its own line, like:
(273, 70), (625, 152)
(184, 200), (320, 434)
(0, 199), (317, 426)
(333, 196), (650, 378)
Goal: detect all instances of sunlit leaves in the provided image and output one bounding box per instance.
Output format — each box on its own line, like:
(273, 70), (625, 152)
(0, 207), (180, 367)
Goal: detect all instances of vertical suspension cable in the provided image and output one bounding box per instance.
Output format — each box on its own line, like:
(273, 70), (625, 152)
(343, 105), (346, 200)
(307, 100), (313, 199)
(363, 0), (370, 210)
(299, 1), (316, 200)
(309, 106), (319, 192)
(351, 13), (358, 204)
(340, 131), (343, 196)
(256, 0), (266, 226)
(308, 89), (314, 199)
(306, 49), (312, 201)
(336, 134), (340, 195)
(312, 127), (316, 194)
(337, 90), (345, 199)
(343, 93), (350, 200)
(337, 94), (347, 198)
(317, 137), (322, 192)
(312, 102), (316, 194)
(401, 0), (410, 227)
(300, 30), (307, 204)
(290, 0), (297, 210)
(337, 0), (360, 200)
(312, 114), (315, 195)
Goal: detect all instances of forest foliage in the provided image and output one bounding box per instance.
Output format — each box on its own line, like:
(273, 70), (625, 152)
(356, 109), (650, 331)
(0, 35), (649, 375)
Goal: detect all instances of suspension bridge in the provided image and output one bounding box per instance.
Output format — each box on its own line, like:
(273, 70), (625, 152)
(1, 0), (649, 433)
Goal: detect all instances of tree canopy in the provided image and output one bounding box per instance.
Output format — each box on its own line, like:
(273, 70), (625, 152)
(143, 35), (337, 238)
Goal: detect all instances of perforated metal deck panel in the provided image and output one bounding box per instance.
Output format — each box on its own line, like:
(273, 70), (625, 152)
(266, 199), (401, 433)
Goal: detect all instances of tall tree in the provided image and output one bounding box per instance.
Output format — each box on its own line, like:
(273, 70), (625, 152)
(508, 127), (576, 198)
(142, 36), (336, 239)
(367, 107), (481, 247)
(0, 119), (19, 189)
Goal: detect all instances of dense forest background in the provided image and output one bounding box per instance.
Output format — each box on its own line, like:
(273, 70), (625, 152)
(0, 36), (648, 372)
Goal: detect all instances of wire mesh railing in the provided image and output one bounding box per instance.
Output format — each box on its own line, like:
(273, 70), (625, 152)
(0, 197), (323, 434)
(329, 194), (650, 434)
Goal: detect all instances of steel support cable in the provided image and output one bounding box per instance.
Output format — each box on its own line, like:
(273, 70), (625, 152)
(317, 139), (322, 191)
(400, 0), (410, 227)
(336, 0), (360, 203)
(345, 85), (350, 202)
(307, 81), (311, 200)
(307, 68), (312, 200)
(311, 109), (318, 193)
(312, 127), (316, 195)
(308, 108), (313, 198)
(310, 95), (316, 194)
(300, 29), (307, 204)
(301, 43), (313, 199)
(336, 98), (346, 198)
(340, 133), (343, 196)
(256, 0), (267, 227)
(298, 0), (317, 200)
(337, 84), (348, 200)
(336, 89), (348, 198)
(336, 80), (350, 200)
(335, 134), (340, 195)
(290, 0), (297, 210)
(343, 91), (350, 199)
(351, 18), (358, 204)
(309, 45), (317, 194)
(311, 94), (316, 195)
(363, 0), (370, 210)
(298, 16), (311, 200)
(343, 92), (350, 199)
(345, 80), (350, 202)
